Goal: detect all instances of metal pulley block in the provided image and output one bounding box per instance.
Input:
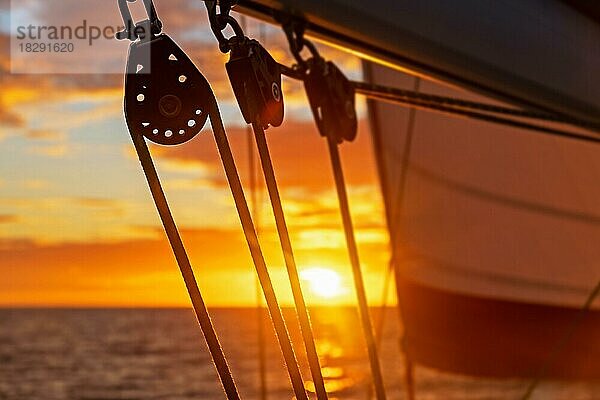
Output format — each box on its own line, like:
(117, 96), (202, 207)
(123, 35), (212, 146)
(118, 0), (211, 146)
(226, 37), (284, 129)
(304, 57), (357, 143)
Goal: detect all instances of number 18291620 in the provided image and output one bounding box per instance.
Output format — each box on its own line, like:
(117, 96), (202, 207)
(19, 42), (75, 53)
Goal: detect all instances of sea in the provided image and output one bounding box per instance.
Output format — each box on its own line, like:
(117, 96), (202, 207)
(0, 308), (598, 400)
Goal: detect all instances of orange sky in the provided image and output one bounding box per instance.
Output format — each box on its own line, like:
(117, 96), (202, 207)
(0, 2), (393, 307)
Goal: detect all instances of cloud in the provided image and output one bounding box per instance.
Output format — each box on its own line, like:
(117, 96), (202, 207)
(27, 143), (70, 157)
(71, 197), (122, 209)
(0, 214), (19, 224)
(22, 179), (51, 190)
(0, 222), (391, 306)
(0, 108), (24, 128)
(24, 129), (64, 141)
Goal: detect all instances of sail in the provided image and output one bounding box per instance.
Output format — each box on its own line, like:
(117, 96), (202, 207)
(364, 62), (600, 379)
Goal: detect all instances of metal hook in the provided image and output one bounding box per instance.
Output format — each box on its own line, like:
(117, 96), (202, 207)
(282, 19), (321, 69)
(116, 0), (163, 41)
(205, 1), (245, 53)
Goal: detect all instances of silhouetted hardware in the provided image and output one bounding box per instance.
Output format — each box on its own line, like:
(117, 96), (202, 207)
(304, 57), (358, 144)
(227, 37), (284, 129)
(124, 34), (211, 146)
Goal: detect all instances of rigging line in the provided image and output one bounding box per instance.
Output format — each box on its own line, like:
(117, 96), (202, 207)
(408, 163), (600, 226)
(128, 130), (240, 400)
(381, 76), (421, 400)
(367, 261), (394, 400)
(362, 70), (422, 400)
(356, 90), (600, 145)
(362, 63), (418, 400)
(241, 15), (269, 400)
(374, 261), (394, 348)
(281, 66), (599, 133)
(253, 124), (329, 400)
(352, 81), (599, 130)
(254, 23), (268, 400)
(389, 78), (422, 230)
(326, 136), (388, 400)
(520, 279), (600, 400)
(247, 123), (269, 400)
(207, 99), (309, 400)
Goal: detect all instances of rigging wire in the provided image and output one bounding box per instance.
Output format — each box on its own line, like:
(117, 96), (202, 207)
(128, 130), (241, 400)
(371, 263), (394, 400)
(279, 24), (388, 399)
(354, 89), (600, 145)
(352, 81), (599, 130)
(203, 6), (309, 399)
(208, 99), (310, 400)
(279, 65), (600, 144)
(240, 15), (269, 400)
(364, 71), (422, 400)
(520, 279), (600, 400)
(386, 76), (421, 400)
(247, 100), (269, 400)
(248, 124), (268, 400)
(374, 262), (394, 349)
(326, 136), (388, 400)
(253, 123), (329, 400)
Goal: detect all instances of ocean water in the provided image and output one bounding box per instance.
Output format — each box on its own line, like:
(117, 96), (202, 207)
(0, 308), (597, 400)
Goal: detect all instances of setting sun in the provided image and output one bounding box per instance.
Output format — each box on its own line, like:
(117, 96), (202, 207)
(300, 267), (346, 299)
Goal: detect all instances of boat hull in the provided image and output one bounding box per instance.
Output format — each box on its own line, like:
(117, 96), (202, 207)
(364, 62), (600, 380)
(396, 277), (600, 379)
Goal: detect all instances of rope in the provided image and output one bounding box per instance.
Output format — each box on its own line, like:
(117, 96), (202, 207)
(363, 70), (422, 400)
(207, 99), (309, 400)
(388, 77), (421, 400)
(374, 261), (394, 348)
(128, 128), (241, 400)
(241, 15), (269, 400)
(247, 125), (269, 400)
(280, 64), (600, 141)
(520, 279), (600, 400)
(352, 81), (599, 129)
(355, 88), (600, 145)
(277, 33), (388, 399)
(326, 136), (388, 400)
(253, 124), (329, 400)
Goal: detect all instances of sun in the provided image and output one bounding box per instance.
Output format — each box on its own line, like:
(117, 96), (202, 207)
(300, 267), (345, 299)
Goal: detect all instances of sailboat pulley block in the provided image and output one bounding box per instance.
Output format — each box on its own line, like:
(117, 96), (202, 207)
(304, 58), (357, 143)
(117, 0), (210, 146)
(123, 34), (212, 146)
(226, 37), (284, 129)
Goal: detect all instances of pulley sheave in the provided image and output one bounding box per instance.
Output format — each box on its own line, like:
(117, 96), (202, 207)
(124, 34), (211, 146)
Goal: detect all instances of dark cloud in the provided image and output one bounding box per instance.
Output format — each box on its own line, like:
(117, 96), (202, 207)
(0, 108), (24, 127)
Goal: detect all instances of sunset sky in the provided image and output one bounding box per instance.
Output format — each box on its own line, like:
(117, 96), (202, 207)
(0, 0), (393, 307)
